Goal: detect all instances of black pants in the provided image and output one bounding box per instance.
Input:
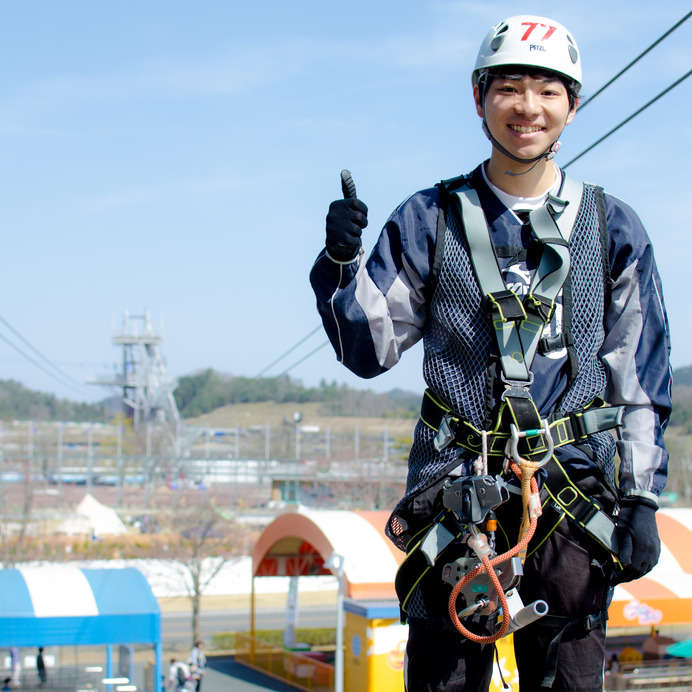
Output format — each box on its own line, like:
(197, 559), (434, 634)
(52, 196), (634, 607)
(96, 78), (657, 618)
(404, 474), (615, 692)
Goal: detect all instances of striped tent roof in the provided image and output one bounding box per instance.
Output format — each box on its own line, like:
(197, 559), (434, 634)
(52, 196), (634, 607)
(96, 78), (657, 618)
(0, 565), (161, 646)
(253, 507), (692, 630)
(252, 509), (403, 599)
(610, 508), (692, 628)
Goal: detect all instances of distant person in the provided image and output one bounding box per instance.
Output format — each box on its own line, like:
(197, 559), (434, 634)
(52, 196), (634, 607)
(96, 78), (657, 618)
(187, 642), (206, 692)
(2, 678), (12, 691)
(36, 648), (47, 687)
(9, 648), (20, 686)
(168, 658), (191, 692)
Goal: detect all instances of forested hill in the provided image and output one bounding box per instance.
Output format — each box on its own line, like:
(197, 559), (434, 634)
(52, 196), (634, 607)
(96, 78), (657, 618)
(669, 365), (692, 430)
(0, 371), (421, 422)
(174, 367), (692, 425)
(673, 366), (692, 387)
(0, 379), (108, 421)
(173, 369), (421, 419)
(2, 365), (691, 423)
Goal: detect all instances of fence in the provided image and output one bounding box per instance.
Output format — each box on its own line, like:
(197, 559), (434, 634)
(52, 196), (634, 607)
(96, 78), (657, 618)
(234, 633), (334, 692)
(605, 659), (692, 690)
(0, 665), (107, 691)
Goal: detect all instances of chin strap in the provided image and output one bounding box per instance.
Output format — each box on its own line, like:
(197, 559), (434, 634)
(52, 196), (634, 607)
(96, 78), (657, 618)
(476, 71), (562, 172)
(481, 120), (561, 177)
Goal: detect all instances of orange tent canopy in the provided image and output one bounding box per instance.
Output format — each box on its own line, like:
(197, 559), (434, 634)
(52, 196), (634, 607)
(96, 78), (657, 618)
(251, 507), (692, 628)
(252, 509), (404, 600)
(610, 508), (692, 628)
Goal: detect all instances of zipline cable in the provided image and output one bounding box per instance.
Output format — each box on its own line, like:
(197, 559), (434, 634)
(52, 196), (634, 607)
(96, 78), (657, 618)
(278, 340), (330, 377)
(0, 314), (89, 391)
(255, 325), (324, 377)
(259, 15), (692, 376)
(565, 68), (692, 168)
(578, 10), (692, 111)
(0, 330), (86, 395)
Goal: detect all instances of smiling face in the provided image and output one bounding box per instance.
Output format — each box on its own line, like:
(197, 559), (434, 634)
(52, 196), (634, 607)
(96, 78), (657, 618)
(474, 72), (577, 165)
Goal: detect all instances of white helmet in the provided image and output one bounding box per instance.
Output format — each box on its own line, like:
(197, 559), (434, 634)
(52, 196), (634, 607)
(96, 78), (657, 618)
(473, 15), (582, 88)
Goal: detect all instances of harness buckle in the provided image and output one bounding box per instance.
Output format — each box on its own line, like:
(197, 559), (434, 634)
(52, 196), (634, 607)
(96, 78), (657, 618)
(526, 293), (555, 322)
(500, 372), (534, 402)
(434, 413), (459, 452)
(569, 411), (588, 441)
(487, 290), (526, 323)
(509, 420), (554, 467)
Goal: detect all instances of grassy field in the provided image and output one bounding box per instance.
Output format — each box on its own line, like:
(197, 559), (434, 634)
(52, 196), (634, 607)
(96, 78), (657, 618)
(184, 400), (418, 439)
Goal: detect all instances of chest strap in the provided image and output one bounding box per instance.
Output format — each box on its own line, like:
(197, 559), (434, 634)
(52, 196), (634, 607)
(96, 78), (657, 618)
(421, 388), (623, 456)
(442, 174), (589, 464)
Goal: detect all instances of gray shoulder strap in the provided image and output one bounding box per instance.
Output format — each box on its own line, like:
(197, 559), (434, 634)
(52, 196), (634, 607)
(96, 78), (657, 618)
(452, 176), (578, 383)
(554, 172), (584, 242)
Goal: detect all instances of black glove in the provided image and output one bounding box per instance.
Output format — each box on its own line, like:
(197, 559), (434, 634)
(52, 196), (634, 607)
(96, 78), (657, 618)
(613, 497), (660, 584)
(325, 198), (368, 262)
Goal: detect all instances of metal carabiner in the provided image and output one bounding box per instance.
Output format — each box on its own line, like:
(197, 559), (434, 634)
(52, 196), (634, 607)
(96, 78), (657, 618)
(508, 420), (554, 467)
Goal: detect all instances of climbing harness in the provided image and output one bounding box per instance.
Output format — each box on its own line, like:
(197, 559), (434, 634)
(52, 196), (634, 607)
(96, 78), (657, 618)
(421, 388), (622, 459)
(395, 173), (623, 647)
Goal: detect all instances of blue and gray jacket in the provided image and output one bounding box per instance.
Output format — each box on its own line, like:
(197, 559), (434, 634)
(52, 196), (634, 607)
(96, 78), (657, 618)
(310, 164), (672, 551)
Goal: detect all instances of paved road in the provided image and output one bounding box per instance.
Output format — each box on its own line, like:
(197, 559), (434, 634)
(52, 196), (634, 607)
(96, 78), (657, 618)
(159, 599), (338, 690)
(162, 606), (337, 646)
(134, 656), (300, 692)
(205, 657), (298, 692)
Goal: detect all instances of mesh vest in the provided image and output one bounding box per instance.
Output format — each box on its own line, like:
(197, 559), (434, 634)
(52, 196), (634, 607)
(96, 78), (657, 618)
(386, 179), (615, 552)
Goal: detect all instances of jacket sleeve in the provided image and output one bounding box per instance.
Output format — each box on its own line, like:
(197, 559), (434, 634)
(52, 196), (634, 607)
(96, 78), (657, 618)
(309, 188), (440, 379)
(599, 194), (672, 501)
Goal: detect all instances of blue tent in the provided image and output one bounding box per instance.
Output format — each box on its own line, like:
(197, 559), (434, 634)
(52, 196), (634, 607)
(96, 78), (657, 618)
(0, 565), (162, 690)
(667, 638), (692, 658)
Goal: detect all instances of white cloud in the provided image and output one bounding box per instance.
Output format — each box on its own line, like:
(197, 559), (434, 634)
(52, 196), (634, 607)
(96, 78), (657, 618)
(82, 188), (160, 213)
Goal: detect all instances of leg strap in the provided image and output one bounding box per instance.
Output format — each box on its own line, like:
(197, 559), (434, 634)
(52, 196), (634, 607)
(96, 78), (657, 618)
(539, 611), (607, 688)
(543, 459), (620, 558)
(395, 511), (465, 621)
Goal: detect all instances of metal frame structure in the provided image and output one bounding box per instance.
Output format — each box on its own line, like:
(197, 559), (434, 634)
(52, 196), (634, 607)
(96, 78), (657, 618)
(90, 311), (180, 433)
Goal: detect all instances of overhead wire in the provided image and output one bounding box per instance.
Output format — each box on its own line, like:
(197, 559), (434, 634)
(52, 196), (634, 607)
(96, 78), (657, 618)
(254, 13), (692, 377)
(255, 325), (324, 377)
(577, 10), (691, 111)
(0, 328), (87, 396)
(279, 340), (331, 377)
(0, 314), (89, 391)
(564, 68), (692, 169)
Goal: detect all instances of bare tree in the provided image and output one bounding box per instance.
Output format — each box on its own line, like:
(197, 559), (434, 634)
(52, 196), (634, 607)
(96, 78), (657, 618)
(160, 501), (242, 645)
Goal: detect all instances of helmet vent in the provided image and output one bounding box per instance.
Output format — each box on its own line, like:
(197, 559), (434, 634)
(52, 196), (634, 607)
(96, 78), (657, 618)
(491, 36), (504, 52)
(568, 45), (579, 65)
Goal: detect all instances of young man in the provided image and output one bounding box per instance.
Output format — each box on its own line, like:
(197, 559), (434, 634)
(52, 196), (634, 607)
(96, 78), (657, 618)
(310, 14), (672, 692)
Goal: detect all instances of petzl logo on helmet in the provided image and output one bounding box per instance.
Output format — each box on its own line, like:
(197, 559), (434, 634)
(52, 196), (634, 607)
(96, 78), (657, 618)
(472, 15), (583, 88)
(520, 22), (556, 42)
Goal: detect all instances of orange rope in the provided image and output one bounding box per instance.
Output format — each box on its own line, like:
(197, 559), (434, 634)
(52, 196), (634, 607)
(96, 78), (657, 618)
(448, 469), (540, 644)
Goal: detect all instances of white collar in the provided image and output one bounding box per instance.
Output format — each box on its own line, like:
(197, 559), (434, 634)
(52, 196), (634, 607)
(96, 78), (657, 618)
(482, 164), (562, 213)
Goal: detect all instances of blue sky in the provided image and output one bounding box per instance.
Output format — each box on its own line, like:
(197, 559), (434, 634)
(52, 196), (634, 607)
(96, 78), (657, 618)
(0, 1), (690, 404)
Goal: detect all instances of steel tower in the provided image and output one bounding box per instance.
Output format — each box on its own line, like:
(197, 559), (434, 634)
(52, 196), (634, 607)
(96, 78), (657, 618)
(92, 311), (181, 432)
